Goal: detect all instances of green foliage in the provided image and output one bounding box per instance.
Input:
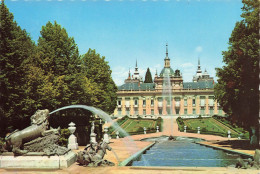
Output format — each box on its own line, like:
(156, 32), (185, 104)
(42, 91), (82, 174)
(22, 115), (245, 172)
(136, 127), (144, 133)
(117, 115), (129, 125)
(214, 0), (259, 135)
(156, 117), (163, 132)
(201, 127), (207, 132)
(0, 1), (35, 132)
(212, 115), (249, 139)
(144, 68), (153, 83)
(81, 49), (117, 114)
(0, 2), (117, 137)
(58, 128), (70, 147)
(176, 117), (184, 131)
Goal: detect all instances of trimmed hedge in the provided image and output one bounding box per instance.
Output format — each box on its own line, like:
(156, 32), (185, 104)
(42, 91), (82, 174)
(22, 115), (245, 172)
(176, 117), (184, 131)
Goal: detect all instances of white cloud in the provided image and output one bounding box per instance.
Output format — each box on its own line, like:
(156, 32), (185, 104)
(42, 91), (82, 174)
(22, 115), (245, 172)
(195, 46), (203, 53)
(112, 66), (128, 86)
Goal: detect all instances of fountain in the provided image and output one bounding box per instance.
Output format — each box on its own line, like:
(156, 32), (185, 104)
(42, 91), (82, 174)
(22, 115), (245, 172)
(162, 70), (174, 135)
(49, 105), (139, 153)
(0, 109), (77, 169)
(49, 105), (143, 165)
(0, 104), (144, 168)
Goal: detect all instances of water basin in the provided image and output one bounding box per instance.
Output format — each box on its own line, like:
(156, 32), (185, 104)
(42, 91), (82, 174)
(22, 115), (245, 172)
(132, 136), (250, 167)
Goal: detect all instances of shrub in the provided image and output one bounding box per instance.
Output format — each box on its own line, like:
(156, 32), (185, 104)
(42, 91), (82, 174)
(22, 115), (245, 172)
(137, 116), (142, 120)
(201, 127), (207, 132)
(59, 128), (70, 147)
(136, 127), (144, 133)
(177, 117), (184, 125)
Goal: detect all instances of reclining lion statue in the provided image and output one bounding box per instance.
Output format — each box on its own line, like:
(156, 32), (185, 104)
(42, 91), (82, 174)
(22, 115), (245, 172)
(4, 109), (53, 155)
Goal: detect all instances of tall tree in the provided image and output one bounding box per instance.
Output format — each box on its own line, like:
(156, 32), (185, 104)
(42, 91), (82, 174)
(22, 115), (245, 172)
(144, 68), (153, 83)
(81, 49), (117, 114)
(0, 0), (35, 134)
(34, 21), (82, 110)
(214, 0), (259, 146)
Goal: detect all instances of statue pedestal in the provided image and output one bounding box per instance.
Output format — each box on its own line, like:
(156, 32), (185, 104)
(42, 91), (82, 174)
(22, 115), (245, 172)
(90, 133), (97, 144)
(68, 134), (78, 150)
(0, 151), (77, 169)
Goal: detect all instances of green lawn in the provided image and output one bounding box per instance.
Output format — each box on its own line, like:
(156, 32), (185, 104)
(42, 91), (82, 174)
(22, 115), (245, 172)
(109, 117), (159, 137)
(123, 119), (156, 132)
(182, 117), (240, 137)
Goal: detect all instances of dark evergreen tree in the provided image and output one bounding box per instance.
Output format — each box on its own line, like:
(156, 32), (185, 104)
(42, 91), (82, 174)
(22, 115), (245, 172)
(144, 68), (153, 83)
(0, 0), (35, 134)
(214, 0), (259, 146)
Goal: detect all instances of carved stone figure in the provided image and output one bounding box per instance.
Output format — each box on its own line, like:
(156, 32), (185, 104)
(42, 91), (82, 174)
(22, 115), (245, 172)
(168, 135), (176, 141)
(91, 121), (95, 134)
(235, 150), (260, 169)
(3, 109), (61, 155)
(77, 141), (114, 167)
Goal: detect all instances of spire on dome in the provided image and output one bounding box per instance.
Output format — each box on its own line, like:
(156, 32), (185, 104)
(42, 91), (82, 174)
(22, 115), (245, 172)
(198, 58), (201, 70)
(166, 43), (168, 58)
(135, 60), (138, 72)
(155, 69), (158, 77)
(128, 68), (131, 79)
(164, 43), (171, 68)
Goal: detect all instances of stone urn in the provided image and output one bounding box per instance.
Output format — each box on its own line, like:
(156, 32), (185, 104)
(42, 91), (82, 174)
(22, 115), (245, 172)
(68, 122), (78, 150)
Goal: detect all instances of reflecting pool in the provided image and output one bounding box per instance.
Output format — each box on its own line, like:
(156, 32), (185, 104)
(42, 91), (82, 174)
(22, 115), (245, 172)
(132, 136), (249, 167)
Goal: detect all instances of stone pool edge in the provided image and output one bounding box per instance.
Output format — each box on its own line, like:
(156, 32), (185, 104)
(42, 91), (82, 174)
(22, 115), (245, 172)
(196, 142), (253, 158)
(118, 142), (156, 166)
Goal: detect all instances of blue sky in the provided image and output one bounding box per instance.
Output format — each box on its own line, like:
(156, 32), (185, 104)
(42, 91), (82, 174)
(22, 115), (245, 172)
(5, 0), (243, 85)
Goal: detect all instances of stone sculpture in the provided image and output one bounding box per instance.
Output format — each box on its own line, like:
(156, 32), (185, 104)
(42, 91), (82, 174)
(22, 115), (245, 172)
(90, 121), (97, 143)
(168, 135), (176, 141)
(235, 149), (260, 169)
(2, 109), (69, 156)
(77, 140), (115, 167)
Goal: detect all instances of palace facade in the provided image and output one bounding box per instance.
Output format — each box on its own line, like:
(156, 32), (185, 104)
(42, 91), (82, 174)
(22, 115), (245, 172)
(114, 44), (224, 117)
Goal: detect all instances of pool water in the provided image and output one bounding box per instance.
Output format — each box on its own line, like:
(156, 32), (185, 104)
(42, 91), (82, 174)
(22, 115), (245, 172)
(132, 137), (246, 167)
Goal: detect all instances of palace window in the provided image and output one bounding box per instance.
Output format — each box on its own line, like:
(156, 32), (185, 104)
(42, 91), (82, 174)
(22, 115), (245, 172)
(209, 96), (214, 106)
(193, 108), (196, 114)
(200, 107), (205, 115)
(134, 108), (138, 115)
(184, 99), (187, 106)
(126, 108), (130, 115)
(184, 109), (187, 115)
(151, 109), (154, 115)
(134, 99), (138, 106)
(151, 99), (154, 106)
(200, 96), (205, 106)
(125, 100), (130, 108)
(118, 100), (121, 106)
(143, 100), (146, 106)
(143, 109), (146, 115)
(159, 109), (162, 115)
(192, 99), (196, 106)
(176, 109), (180, 115)
(210, 107), (214, 115)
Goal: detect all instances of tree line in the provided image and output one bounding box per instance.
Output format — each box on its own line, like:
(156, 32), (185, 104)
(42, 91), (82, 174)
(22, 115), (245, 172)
(214, 0), (259, 146)
(0, 1), (117, 137)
